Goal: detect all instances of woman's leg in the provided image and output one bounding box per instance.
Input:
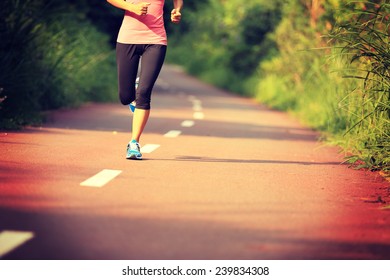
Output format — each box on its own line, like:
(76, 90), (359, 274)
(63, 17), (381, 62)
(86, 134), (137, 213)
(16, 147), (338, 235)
(131, 45), (167, 142)
(116, 43), (139, 105)
(131, 109), (150, 142)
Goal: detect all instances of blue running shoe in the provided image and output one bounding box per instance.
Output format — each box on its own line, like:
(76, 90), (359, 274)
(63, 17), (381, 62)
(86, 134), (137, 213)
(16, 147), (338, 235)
(129, 101), (136, 113)
(126, 139), (142, 160)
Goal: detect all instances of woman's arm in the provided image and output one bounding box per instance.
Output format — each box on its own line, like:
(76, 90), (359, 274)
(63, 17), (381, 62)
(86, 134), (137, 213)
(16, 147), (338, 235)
(106, 0), (151, 16)
(171, 0), (183, 23)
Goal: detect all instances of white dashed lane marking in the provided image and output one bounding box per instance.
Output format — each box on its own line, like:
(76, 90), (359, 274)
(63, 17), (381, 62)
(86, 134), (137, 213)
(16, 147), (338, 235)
(164, 130), (182, 138)
(181, 120), (195, 127)
(193, 112), (204, 119)
(187, 95), (204, 120)
(192, 103), (202, 111)
(141, 144), (160, 153)
(0, 230), (34, 258)
(80, 169), (122, 188)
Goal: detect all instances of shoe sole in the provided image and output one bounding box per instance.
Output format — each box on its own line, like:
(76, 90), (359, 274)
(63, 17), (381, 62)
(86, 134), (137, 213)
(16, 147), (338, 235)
(126, 153), (142, 160)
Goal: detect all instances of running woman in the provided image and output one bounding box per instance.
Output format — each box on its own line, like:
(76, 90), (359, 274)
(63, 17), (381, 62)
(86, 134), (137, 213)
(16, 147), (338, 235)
(106, 0), (183, 159)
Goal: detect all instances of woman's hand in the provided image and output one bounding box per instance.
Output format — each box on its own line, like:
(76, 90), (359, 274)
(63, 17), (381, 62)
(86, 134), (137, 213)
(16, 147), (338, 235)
(132, 2), (151, 16)
(171, 8), (181, 23)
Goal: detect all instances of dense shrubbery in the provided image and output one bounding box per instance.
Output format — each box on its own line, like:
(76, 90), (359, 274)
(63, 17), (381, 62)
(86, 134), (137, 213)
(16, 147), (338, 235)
(0, 0), (118, 129)
(255, 0), (389, 173)
(329, 1), (389, 172)
(167, 0), (389, 173)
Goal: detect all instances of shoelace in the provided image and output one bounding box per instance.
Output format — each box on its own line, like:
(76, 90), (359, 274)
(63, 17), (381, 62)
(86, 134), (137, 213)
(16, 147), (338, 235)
(129, 141), (140, 152)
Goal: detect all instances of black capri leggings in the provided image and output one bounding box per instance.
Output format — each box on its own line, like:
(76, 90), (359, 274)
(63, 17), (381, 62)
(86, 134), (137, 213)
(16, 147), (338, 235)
(116, 43), (167, 110)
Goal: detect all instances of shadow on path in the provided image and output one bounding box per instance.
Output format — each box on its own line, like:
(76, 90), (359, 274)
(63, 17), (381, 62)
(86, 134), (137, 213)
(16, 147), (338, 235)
(156, 156), (342, 166)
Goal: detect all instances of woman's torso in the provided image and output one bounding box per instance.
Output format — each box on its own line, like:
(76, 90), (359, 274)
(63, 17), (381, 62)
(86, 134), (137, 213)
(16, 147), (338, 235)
(117, 0), (167, 45)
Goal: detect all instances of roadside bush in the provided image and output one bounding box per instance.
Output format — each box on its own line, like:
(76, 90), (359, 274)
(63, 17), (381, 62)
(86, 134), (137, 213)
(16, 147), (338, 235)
(329, 1), (390, 172)
(255, 0), (389, 173)
(0, 0), (117, 129)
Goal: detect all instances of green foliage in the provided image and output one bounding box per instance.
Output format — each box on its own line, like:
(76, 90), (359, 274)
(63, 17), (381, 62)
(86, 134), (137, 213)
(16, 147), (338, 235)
(0, 0), (117, 129)
(256, 0), (345, 130)
(329, 1), (390, 173)
(167, 0), (282, 93)
(256, 0), (389, 173)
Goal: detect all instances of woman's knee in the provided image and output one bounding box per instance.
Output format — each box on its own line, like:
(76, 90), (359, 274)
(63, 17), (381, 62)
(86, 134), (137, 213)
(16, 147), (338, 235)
(136, 88), (152, 109)
(119, 88), (135, 105)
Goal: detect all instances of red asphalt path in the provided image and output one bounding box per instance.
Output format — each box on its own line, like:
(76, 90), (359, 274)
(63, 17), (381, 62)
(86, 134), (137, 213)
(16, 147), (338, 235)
(0, 65), (389, 260)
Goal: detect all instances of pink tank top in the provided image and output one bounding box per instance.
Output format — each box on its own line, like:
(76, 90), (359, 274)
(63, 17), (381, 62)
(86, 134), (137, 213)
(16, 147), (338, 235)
(117, 0), (167, 45)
